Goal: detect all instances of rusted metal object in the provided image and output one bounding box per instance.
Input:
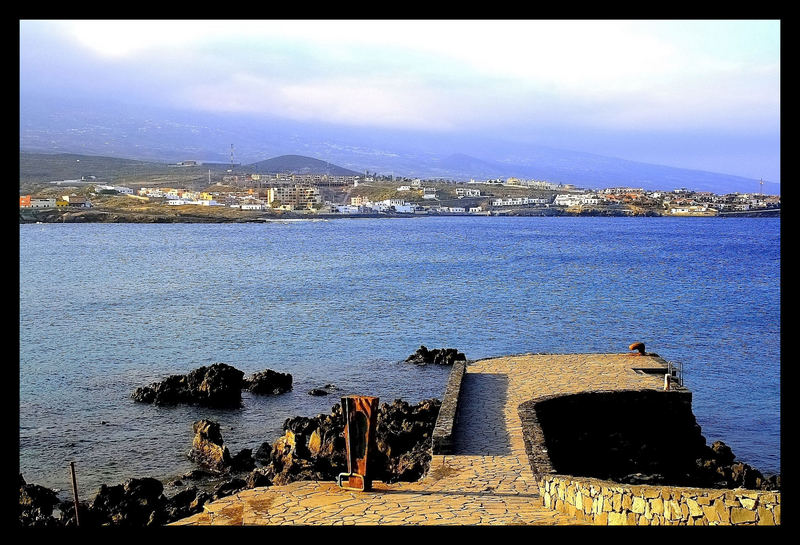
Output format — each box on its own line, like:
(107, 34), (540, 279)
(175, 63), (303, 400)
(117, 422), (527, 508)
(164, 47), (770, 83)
(337, 395), (379, 492)
(628, 342), (646, 355)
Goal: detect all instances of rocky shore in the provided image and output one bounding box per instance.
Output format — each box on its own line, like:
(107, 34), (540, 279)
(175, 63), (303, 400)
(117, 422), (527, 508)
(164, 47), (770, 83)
(18, 355), (780, 527)
(19, 394), (442, 527)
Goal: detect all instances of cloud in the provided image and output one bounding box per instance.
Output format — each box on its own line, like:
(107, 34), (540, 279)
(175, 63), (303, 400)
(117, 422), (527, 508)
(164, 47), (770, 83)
(23, 19), (779, 134)
(20, 19), (781, 181)
(180, 73), (455, 130)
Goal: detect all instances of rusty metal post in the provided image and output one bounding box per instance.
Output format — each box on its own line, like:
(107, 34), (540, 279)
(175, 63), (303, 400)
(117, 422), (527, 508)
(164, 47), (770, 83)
(337, 395), (379, 491)
(69, 461), (81, 527)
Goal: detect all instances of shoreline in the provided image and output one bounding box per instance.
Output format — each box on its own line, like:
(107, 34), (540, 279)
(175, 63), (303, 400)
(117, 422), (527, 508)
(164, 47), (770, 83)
(18, 207), (780, 224)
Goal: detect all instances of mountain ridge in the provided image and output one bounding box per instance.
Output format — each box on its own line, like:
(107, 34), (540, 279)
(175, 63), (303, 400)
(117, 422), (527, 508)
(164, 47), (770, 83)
(19, 98), (778, 194)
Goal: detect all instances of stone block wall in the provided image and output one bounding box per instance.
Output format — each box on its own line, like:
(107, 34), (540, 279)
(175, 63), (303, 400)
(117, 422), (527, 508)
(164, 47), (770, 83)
(538, 475), (780, 525)
(518, 388), (780, 525)
(525, 389), (706, 482)
(431, 359), (467, 455)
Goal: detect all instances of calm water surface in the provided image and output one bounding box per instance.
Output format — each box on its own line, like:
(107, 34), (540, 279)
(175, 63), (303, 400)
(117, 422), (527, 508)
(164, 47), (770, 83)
(19, 217), (781, 496)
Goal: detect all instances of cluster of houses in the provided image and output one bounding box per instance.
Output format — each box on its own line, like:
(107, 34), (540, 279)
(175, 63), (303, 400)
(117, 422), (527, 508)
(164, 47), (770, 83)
(489, 186), (780, 215)
(20, 194), (92, 209)
(339, 196), (484, 215)
(20, 177), (780, 217)
(663, 188), (780, 213)
(135, 184), (323, 211)
(222, 172), (360, 187)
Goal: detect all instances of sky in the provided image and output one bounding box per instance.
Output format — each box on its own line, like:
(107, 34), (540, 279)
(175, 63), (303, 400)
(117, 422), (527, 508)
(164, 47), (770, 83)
(19, 19), (781, 183)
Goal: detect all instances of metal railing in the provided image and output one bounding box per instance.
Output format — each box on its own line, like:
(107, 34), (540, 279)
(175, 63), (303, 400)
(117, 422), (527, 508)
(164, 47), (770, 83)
(666, 360), (684, 387)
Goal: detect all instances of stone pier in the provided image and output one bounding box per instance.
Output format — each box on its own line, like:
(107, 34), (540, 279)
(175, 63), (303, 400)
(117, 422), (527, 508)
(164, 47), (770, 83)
(171, 353), (779, 526)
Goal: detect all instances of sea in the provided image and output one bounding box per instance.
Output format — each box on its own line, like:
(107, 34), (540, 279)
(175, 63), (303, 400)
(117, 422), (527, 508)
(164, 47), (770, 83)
(19, 216), (781, 498)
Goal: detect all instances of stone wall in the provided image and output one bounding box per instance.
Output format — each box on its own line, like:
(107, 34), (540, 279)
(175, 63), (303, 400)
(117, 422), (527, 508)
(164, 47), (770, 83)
(538, 475), (780, 525)
(517, 389), (781, 525)
(519, 389), (710, 483)
(431, 359), (467, 455)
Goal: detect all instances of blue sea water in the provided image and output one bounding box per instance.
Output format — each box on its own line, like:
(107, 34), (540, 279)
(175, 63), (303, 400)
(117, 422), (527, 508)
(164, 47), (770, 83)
(19, 216), (781, 496)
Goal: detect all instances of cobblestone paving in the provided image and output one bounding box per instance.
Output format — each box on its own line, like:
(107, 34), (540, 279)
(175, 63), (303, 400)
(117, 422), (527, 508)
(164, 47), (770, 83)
(172, 353), (667, 526)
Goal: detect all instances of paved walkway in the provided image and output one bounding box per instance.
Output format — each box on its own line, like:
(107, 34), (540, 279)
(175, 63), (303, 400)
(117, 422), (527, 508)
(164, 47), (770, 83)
(172, 353), (669, 526)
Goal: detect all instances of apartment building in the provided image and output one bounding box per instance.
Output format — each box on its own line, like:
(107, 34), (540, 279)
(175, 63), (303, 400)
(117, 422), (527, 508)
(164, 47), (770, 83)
(267, 185), (321, 210)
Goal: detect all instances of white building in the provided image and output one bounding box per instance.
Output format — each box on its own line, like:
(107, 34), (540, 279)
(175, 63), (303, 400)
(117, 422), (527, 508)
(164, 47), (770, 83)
(670, 205), (709, 215)
(456, 188), (481, 197)
(553, 194), (583, 207)
(422, 188), (437, 200)
(61, 195), (92, 207)
(30, 197), (56, 208)
(335, 205), (363, 214)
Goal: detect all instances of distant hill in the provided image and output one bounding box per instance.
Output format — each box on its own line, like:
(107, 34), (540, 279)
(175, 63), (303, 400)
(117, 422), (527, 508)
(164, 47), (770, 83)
(419, 151), (777, 195)
(247, 155), (361, 176)
(19, 152), (168, 184)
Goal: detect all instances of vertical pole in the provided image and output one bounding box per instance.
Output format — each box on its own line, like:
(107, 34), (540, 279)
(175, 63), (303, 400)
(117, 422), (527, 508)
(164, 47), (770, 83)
(69, 461), (81, 527)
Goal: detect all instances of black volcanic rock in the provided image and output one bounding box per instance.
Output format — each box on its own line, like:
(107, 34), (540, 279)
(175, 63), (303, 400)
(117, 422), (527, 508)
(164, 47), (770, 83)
(131, 363), (245, 407)
(690, 440), (780, 490)
(243, 369), (293, 395)
(52, 476), (211, 527)
(87, 477), (166, 527)
(188, 419), (233, 473)
(405, 345), (466, 366)
(132, 365), (294, 407)
(256, 398), (442, 486)
(187, 419), (255, 474)
(308, 388), (329, 396)
(18, 474), (62, 527)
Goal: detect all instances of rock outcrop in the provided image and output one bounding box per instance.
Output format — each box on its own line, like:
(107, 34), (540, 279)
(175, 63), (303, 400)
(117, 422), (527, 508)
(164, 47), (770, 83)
(243, 369), (293, 395)
(131, 364), (293, 407)
(690, 440), (781, 490)
(131, 363), (245, 407)
(18, 474), (62, 527)
(188, 419), (233, 472)
(187, 419), (255, 474)
(405, 345), (466, 366)
(50, 476), (210, 527)
(256, 398), (442, 486)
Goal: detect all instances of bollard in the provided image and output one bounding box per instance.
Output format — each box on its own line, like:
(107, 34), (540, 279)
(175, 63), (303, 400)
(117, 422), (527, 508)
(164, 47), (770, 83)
(337, 395), (379, 491)
(664, 373), (671, 391)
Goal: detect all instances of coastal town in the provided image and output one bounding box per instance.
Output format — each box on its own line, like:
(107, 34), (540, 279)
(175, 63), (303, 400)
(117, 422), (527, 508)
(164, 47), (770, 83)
(20, 168), (781, 220)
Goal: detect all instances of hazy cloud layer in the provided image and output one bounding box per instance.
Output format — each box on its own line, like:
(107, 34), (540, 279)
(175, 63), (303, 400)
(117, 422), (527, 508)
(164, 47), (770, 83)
(20, 19), (780, 182)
